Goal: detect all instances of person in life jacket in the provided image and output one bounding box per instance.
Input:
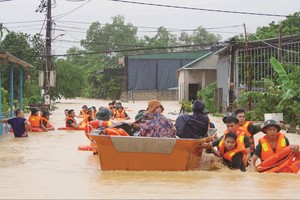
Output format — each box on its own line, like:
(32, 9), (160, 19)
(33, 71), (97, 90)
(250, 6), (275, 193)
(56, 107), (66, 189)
(79, 105), (88, 116)
(202, 113), (251, 164)
(250, 119), (299, 172)
(112, 104), (130, 120)
(234, 109), (263, 156)
(66, 109), (82, 128)
(83, 108), (95, 124)
(40, 110), (55, 132)
(28, 107), (41, 131)
(217, 132), (247, 171)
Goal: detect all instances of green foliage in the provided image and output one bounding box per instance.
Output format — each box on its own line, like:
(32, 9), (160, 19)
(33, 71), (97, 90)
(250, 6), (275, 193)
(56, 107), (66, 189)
(179, 100), (193, 113)
(249, 12), (300, 40)
(50, 59), (84, 99)
(237, 57), (300, 123)
(1, 87), (9, 113)
(196, 82), (218, 113)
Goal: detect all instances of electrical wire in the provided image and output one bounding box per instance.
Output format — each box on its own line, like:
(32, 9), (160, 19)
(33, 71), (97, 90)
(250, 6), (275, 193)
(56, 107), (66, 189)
(108, 0), (288, 17)
(52, 0), (91, 19)
(250, 34), (300, 54)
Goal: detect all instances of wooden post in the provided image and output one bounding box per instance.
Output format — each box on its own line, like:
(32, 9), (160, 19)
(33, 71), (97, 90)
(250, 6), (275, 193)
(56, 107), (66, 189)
(243, 23), (252, 110)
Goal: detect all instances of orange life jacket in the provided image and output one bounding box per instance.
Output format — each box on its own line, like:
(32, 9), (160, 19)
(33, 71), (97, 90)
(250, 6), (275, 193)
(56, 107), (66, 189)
(114, 110), (126, 118)
(103, 127), (129, 136)
(259, 133), (287, 161)
(80, 109), (87, 115)
(83, 114), (91, 124)
(241, 121), (255, 154)
(41, 117), (52, 128)
(66, 116), (77, 127)
(223, 128), (246, 145)
(218, 136), (247, 164)
(28, 115), (41, 128)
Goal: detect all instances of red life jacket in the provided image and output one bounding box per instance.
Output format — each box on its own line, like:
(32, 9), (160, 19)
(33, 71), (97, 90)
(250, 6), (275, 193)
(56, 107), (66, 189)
(259, 133), (287, 161)
(66, 116), (77, 127)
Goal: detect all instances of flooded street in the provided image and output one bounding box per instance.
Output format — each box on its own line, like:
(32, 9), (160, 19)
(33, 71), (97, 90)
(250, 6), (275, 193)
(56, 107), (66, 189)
(0, 98), (299, 199)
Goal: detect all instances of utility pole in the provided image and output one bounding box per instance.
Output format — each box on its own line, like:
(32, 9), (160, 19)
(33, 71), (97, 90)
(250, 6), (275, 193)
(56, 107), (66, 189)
(44, 0), (52, 105)
(243, 23), (252, 111)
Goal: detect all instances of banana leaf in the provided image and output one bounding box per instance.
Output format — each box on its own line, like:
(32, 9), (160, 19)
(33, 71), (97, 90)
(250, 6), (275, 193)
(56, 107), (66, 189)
(270, 57), (291, 88)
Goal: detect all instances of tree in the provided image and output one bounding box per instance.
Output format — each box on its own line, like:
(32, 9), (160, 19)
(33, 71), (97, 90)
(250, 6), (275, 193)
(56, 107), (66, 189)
(0, 23), (10, 43)
(249, 12), (300, 40)
(236, 57), (300, 123)
(51, 59), (84, 99)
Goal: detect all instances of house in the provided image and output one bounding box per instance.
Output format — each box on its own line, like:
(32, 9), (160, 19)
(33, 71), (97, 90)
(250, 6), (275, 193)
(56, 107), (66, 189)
(125, 50), (212, 101)
(176, 50), (219, 101)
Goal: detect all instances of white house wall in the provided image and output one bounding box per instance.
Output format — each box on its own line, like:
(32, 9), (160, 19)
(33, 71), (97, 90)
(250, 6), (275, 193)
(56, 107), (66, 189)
(216, 54), (231, 108)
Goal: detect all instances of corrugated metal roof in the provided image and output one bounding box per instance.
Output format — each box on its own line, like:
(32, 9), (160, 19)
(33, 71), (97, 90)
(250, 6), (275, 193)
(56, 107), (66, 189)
(176, 51), (213, 71)
(128, 50), (212, 60)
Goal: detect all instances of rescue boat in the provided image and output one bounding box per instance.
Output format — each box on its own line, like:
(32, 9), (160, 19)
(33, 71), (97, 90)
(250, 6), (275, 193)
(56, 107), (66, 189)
(90, 134), (212, 171)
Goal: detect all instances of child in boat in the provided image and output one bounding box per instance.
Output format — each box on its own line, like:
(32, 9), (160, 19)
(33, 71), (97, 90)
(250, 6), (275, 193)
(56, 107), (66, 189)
(0, 109), (30, 137)
(250, 119), (299, 172)
(40, 110), (55, 132)
(66, 109), (82, 128)
(216, 132), (247, 171)
(140, 100), (176, 138)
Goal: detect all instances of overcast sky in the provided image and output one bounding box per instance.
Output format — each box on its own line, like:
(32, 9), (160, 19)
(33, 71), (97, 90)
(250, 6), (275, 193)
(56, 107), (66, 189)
(0, 0), (299, 55)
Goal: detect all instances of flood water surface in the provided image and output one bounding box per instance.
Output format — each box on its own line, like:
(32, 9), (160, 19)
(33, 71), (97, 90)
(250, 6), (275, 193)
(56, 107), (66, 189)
(0, 98), (299, 199)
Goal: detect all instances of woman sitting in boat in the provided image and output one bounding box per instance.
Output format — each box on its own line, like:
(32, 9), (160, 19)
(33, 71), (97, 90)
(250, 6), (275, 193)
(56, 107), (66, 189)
(40, 110), (55, 132)
(66, 109), (82, 128)
(216, 132), (247, 171)
(112, 104), (130, 120)
(139, 100), (176, 138)
(250, 119), (300, 173)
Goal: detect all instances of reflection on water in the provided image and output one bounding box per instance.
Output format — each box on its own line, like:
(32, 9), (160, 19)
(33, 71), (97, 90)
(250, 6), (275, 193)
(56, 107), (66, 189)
(0, 98), (299, 199)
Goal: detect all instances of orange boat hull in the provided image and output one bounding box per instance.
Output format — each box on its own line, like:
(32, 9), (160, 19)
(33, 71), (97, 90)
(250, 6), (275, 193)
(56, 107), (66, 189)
(90, 135), (211, 171)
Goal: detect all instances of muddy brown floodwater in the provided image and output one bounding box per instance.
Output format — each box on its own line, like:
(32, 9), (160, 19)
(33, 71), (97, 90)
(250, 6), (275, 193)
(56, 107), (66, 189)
(0, 98), (299, 199)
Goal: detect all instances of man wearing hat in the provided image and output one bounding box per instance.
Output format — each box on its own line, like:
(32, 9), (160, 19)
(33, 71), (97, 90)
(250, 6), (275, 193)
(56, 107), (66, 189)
(96, 108), (112, 121)
(250, 119), (300, 172)
(175, 100), (209, 139)
(112, 104), (130, 120)
(28, 107), (42, 131)
(40, 110), (55, 132)
(202, 112), (252, 164)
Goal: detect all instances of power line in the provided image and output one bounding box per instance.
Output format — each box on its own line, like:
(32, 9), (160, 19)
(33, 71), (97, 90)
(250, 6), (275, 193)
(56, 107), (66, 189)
(3, 20), (45, 24)
(49, 43), (223, 57)
(108, 0), (288, 17)
(52, 0), (91, 19)
(250, 34), (300, 54)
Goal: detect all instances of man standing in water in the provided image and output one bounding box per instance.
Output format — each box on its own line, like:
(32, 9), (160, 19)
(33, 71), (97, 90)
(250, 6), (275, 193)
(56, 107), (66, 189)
(0, 109), (30, 137)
